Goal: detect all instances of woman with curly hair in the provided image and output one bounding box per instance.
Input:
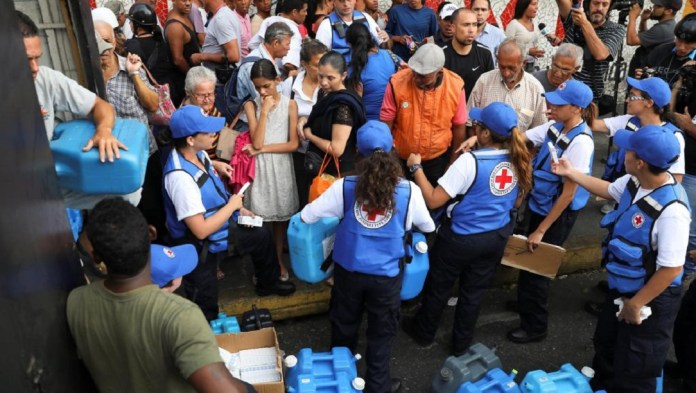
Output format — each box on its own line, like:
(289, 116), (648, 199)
(403, 102), (532, 356)
(300, 120), (435, 393)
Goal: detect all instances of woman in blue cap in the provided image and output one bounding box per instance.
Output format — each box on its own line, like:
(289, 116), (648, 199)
(402, 102), (532, 356)
(162, 106), (295, 321)
(552, 124), (688, 393)
(509, 79), (597, 343)
(300, 120), (435, 393)
(591, 77), (684, 189)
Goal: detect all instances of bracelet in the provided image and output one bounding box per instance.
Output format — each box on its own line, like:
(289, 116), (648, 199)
(129, 71), (139, 77)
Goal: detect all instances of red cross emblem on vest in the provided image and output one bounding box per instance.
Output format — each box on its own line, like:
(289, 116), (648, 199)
(163, 247), (176, 258)
(362, 205), (386, 222)
(354, 201), (394, 229)
(632, 212), (645, 229)
(489, 162), (517, 196)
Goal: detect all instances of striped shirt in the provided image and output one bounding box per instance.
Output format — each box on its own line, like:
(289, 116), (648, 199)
(562, 17), (625, 98)
(467, 69), (548, 132)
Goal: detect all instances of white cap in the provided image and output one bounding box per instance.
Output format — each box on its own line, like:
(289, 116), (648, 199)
(439, 3), (459, 19)
(92, 7), (119, 29)
(352, 378), (366, 390)
(408, 44), (446, 74)
(284, 355), (298, 368)
(580, 366), (595, 379)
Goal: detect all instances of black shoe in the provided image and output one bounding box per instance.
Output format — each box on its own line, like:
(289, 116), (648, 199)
(505, 300), (519, 313)
(391, 378), (402, 393)
(506, 327), (547, 344)
(255, 280), (296, 297)
(401, 317), (435, 348)
(597, 280), (609, 293)
(584, 300), (603, 316)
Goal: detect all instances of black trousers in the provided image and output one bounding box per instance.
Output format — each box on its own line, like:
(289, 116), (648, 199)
(183, 224), (280, 321)
(293, 151), (310, 208)
(674, 280), (696, 393)
(413, 224), (511, 355)
(517, 208), (579, 334)
(591, 286), (681, 393)
(330, 264), (402, 393)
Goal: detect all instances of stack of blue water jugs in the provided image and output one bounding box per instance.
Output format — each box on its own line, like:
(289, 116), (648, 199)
(430, 343), (625, 393)
(285, 347), (365, 393)
(209, 312), (241, 335)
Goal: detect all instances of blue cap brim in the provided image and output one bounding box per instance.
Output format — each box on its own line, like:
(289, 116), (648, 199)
(201, 116), (226, 133)
(613, 129), (633, 151)
(469, 108), (483, 123)
(150, 244), (198, 287)
(542, 91), (571, 106)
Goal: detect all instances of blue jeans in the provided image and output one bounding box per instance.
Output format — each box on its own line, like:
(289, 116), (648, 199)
(681, 174), (696, 275)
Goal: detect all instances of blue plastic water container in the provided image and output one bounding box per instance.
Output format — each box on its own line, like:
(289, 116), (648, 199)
(287, 213), (340, 284)
(456, 368), (521, 393)
(401, 232), (429, 300)
(520, 364), (593, 393)
(50, 119), (149, 194)
(209, 312), (241, 334)
(432, 343), (503, 393)
(285, 347), (364, 393)
(66, 209), (83, 241)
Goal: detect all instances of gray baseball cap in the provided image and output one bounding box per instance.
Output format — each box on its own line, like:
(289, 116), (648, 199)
(408, 44), (446, 74)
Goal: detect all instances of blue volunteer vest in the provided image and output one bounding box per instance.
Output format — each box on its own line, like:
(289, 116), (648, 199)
(529, 121), (594, 216)
(163, 149), (230, 253)
(328, 11), (368, 63)
(603, 119), (683, 182)
(601, 116), (641, 182)
(333, 176), (411, 277)
(600, 176), (690, 294)
(450, 149), (519, 235)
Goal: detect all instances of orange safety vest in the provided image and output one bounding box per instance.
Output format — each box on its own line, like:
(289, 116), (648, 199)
(390, 68), (464, 161)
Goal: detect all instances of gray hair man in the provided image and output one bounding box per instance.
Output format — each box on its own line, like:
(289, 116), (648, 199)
(532, 43), (583, 92)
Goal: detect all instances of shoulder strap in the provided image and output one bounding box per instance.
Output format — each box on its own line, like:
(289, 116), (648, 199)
(290, 74), (298, 99)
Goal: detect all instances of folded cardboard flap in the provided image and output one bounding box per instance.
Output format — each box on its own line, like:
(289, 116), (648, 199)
(216, 328), (284, 393)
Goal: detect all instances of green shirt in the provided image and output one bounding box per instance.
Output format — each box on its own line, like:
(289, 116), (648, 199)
(66, 282), (222, 393)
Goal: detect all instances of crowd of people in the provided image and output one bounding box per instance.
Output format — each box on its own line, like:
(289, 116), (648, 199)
(17, 0), (696, 390)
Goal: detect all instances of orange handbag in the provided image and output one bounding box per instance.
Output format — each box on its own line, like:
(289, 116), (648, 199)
(308, 148), (341, 203)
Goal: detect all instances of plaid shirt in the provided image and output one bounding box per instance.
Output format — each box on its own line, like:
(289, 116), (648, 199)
(105, 55), (157, 153)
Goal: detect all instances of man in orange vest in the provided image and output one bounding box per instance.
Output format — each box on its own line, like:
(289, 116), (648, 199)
(380, 43), (468, 186)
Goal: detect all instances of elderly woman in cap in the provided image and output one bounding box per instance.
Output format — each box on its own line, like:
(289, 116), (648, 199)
(162, 106), (295, 321)
(404, 102), (532, 356)
(300, 120), (435, 393)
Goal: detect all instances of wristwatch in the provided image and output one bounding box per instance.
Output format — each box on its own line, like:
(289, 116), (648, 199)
(409, 163), (423, 174)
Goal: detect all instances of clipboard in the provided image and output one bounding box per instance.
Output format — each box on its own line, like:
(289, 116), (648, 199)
(501, 234), (567, 279)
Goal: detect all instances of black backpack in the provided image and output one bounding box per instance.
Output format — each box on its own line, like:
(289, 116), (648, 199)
(215, 56), (261, 128)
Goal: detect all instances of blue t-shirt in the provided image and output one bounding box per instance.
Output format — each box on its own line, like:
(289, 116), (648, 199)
(349, 50), (398, 120)
(386, 4), (438, 61)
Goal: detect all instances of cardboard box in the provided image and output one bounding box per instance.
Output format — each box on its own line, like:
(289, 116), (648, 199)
(501, 234), (567, 279)
(216, 328), (284, 393)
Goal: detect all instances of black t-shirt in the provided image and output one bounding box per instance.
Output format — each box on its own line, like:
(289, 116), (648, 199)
(442, 41), (494, 99)
(645, 42), (688, 87)
(682, 97), (696, 175)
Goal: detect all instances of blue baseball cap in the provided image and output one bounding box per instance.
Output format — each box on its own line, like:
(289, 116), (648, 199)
(626, 77), (671, 108)
(542, 80), (593, 108)
(357, 120), (393, 156)
(170, 105), (226, 139)
(614, 125), (680, 170)
(150, 244), (197, 287)
(469, 102), (518, 137)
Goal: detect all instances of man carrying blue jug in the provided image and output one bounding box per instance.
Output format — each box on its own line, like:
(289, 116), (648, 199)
(552, 124), (690, 392)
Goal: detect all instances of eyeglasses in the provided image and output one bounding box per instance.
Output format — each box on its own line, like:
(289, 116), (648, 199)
(550, 63), (575, 76)
(193, 92), (215, 100)
(627, 94), (646, 101)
